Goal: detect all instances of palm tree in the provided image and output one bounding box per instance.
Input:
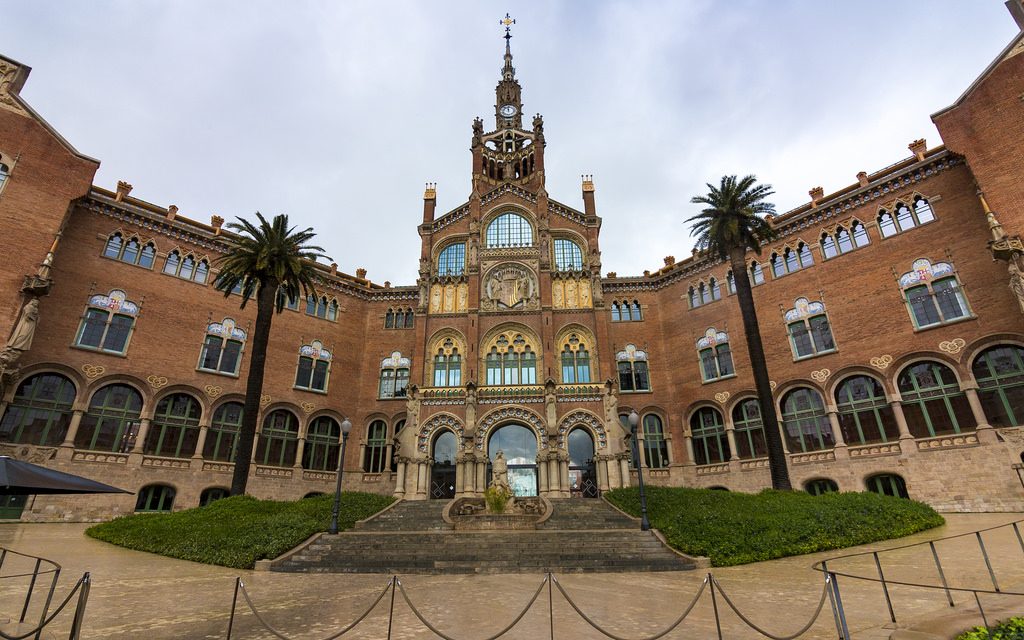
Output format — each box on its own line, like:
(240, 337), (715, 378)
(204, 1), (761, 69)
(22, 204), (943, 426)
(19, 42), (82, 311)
(214, 213), (329, 495)
(687, 175), (793, 490)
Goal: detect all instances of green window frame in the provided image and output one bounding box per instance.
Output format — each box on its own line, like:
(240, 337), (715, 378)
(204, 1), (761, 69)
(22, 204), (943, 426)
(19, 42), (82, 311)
(363, 420), (389, 472)
(641, 414), (669, 469)
(256, 410), (299, 467)
(690, 407), (729, 466)
(199, 487), (229, 506)
(303, 416), (340, 471)
(135, 484), (175, 512)
(103, 232), (156, 269)
(560, 337), (591, 384)
(485, 347), (537, 385)
(485, 212), (533, 248)
(731, 399), (767, 459)
(553, 238), (584, 271)
(0, 373), (76, 446)
(203, 402), (243, 462)
(972, 345), (1024, 427)
(699, 344), (734, 381)
(787, 314), (835, 359)
(75, 384), (143, 452)
(805, 478), (838, 495)
(835, 376), (899, 445)
(898, 361), (976, 438)
(904, 277), (969, 329)
(437, 243), (466, 276)
(144, 393), (201, 459)
(781, 388), (834, 453)
(866, 473), (909, 498)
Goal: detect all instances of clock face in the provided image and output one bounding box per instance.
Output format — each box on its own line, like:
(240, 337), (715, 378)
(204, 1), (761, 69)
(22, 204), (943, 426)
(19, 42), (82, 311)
(499, 104), (517, 118)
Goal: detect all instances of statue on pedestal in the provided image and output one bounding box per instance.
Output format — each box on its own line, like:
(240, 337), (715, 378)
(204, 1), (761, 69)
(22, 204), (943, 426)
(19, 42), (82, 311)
(490, 450), (511, 494)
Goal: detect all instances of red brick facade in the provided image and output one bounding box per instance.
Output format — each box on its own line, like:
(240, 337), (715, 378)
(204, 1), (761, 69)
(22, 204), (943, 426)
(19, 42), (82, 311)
(1, 32), (1023, 521)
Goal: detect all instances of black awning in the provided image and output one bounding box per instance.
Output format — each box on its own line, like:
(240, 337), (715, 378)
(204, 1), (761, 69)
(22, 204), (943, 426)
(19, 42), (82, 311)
(0, 456), (132, 495)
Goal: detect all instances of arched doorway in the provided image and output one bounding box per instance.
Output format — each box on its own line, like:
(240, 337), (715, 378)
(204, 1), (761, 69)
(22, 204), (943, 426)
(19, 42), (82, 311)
(568, 429), (598, 498)
(488, 424), (538, 497)
(430, 430), (458, 499)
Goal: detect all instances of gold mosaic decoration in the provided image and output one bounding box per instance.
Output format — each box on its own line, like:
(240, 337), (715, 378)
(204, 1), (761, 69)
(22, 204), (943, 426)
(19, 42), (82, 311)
(146, 375), (168, 389)
(810, 369), (831, 383)
(938, 338), (966, 355)
(869, 355), (893, 369)
(260, 394), (272, 408)
(81, 364), (105, 379)
(203, 385), (223, 399)
(713, 392), (730, 404)
(301, 402), (316, 415)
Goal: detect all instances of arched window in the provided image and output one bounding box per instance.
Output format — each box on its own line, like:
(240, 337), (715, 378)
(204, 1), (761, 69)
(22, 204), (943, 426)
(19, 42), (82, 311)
(616, 344), (650, 392)
(560, 333), (591, 384)
(75, 289), (139, 354)
(553, 239), (584, 271)
(835, 376), (898, 445)
(363, 420), (388, 472)
(821, 233), (837, 259)
(303, 416), (340, 471)
(103, 232), (124, 259)
(698, 282), (711, 305)
(198, 318), (246, 375)
(256, 410), (299, 467)
(710, 278), (722, 301)
(899, 259), (970, 329)
(913, 195), (935, 224)
(204, 402), (243, 462)
(688, 287), (699, 308)
(379, 351), (411, 397)
(697, 328), (734, 382)
(785, 298), (835, 359)
(485, 334), (537, 385)
(437, 243), (466, 276)
(781, 388), (834, 453)
(386, 307), (414, 329)
(433, 338), (463, 387)
(726, 271), (736, 294)
(898, 362), (975, 437)
(771, 252), (785, 278)
(200, 487), (229, 506)
(165, 253), (208, 283)
(0, 162), (9, 191)
(104, 232), (156, 268)
(866, 474), (909, 498)
(973, 345), (1024, 427)
(642, 414), (669, 468)
(750, 261), (765, 285)
(0, 373), (76, 446)
(895, 202), (916, 231)
(805, 478), (838, 496)
(851, 220), (870, 247)
(611, 302), (622, 322)
(306, 295), (338, 321)
(75, 384), (143, 453)
(732, 399), (767, 459)
(136, 484), (175, 512)
(163, 250), (180, 275)
(630, 300), (642, 320)
(485, 212), (533, 248)
(144, 393), (201, 458)
(296, 341), (332, 392)
(691, 407), (728, 465)
(878, 210), (898, 238)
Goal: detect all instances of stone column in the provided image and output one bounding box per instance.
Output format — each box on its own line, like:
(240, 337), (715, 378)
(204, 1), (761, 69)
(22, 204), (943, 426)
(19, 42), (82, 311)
(547, 454), (560, 493)
(293, 437), (306, 469)
(131, 418), (152, 454)
(559, 451), (570, 498)
(963, 387), (997, 444)
(193, 424), (210, 459)
(394, 459), (407, 497)
(537, 453), (548, 495)
(416, 461), (428, 498)
(827, 410), (849, 459)
(618, 456), (630, 488)
(596, 456), (610, 491)
(58, 409), (85, 459)
(683, 432), (695, 467)
(476, 459), (487, 493)
(889, 400), (918, 455)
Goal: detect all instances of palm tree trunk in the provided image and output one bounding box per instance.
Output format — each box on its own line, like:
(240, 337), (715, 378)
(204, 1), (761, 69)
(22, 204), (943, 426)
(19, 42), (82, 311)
(230, 284), (278, 495)
(729, 248), (793, 490)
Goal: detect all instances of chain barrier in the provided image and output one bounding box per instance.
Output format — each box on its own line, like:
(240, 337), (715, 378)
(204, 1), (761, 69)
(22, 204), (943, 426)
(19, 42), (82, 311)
(551, 573), (707, 640)
(0, 572), (90, 640)
(395, 574), (549, 640)
(710, 574), (830, 640)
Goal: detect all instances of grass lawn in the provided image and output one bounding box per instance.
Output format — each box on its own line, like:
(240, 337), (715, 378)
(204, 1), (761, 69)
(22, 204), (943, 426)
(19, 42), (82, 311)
(604, 486), (945, 567)
(86, 492), (394, 569)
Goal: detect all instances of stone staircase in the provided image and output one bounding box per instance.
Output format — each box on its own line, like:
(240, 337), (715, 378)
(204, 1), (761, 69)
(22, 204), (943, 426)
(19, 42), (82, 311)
(273, 498), (696, 574)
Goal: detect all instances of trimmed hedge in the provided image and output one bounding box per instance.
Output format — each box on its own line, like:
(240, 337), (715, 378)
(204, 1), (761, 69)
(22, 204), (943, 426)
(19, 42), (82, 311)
(86, 492), (394, 569)
(957, 618), (1024, 639)
(604, 486), (944, 567)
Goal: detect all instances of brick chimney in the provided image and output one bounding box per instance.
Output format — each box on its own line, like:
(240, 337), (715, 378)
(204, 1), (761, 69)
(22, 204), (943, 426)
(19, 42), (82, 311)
(809, 186), (824, 207)
(167, 204), (178, 221)
(210, 215), (224, 235)
(581, 175), (596, 217)
(856, 171), (869, 188)
(356, 268), (367, 280)
(423, 183), (437, 223)
(330, 262), (338, 276)
(115, 181), (132, 202)
(908, 138), (927, 161)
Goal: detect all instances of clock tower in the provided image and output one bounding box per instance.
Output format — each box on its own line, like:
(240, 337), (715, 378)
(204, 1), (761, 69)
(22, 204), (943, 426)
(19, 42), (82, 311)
(495, 15), (523, 130)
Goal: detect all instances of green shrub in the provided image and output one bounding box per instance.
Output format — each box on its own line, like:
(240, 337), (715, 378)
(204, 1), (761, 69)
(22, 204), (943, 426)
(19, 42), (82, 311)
(86, 492), (393, 569)
(604, 487), (944, 567)
(484, 485), (512, 513)
(956, 618), (1024, 639)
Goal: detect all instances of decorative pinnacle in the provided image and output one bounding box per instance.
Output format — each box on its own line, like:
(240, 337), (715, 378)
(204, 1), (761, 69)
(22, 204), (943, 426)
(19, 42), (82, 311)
(500, 13), (515, 41)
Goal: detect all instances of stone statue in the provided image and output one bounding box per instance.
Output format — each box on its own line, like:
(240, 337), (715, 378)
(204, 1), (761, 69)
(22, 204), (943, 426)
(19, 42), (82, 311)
(6, 298), (39, 352)
(490, 450), (511, 493)
(1010, 262), (1024, 314)
(406, 387), (420, 429)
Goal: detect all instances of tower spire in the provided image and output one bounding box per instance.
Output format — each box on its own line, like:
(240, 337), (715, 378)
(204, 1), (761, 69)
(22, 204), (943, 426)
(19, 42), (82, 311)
(500, 13), (516, 81)
(495, 13), (522, 129)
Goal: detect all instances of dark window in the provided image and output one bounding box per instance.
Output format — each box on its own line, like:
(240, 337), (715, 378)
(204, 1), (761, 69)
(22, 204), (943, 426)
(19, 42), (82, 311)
(364, 420), (389, 472)
(0, 373), (76, 446)
(898, 361), (976, 437)
(75, 384), (143, 453)
(732, 399), (767, 459)
(255, 410), (299, 467)
(835, 376), (898, 445)
(781, 388), (834, 453)
(691, 407), (729, 465)
(144, 393), (201, 458)
(303, 416), (340, 471)
(866, 474), (909, 498)
(973, 345), (1024, 428)
(805, 478), (838, 496)
(136, 484), (175, 512)
(204, 402), (243, 462)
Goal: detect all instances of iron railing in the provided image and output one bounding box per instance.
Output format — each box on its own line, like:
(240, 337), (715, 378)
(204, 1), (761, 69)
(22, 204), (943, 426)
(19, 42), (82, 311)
(0, 546), (90, 640)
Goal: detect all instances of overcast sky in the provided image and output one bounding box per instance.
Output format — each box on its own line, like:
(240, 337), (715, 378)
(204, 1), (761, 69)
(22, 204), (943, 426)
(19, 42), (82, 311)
(2, 2), (1019, 285)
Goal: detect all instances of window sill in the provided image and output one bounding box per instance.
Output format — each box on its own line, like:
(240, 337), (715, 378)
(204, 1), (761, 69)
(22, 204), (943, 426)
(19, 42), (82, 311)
(701, 374), (737, 386)
(377, 396), (409, 401)
(792, 349), (837, 363)
(196, 368), (240, 379)
(100, 254), (156, 271)
(619, 389), (653, 394)
(294, 386), (329, 395)
(911, 315), (977, 333)
(610, 319), (644, 323)
(70, 344), (128, 358)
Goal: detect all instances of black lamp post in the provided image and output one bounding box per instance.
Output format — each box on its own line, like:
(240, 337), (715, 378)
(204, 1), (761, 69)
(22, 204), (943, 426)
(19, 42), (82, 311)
(628, 409), (650, 531)
(329, 418), (353, 535)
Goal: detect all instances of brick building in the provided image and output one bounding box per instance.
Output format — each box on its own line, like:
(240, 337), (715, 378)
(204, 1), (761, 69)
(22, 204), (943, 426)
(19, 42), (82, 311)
(1, 21), (1023, 521)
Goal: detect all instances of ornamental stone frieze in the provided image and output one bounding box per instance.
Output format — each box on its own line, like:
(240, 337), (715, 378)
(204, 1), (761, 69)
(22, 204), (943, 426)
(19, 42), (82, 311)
(550, 272), (593, 309)
(428, 281), (469, 314)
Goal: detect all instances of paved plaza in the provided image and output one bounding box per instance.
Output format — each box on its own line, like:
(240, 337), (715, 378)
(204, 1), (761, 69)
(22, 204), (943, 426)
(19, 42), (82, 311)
(1, 513), (1024, 639)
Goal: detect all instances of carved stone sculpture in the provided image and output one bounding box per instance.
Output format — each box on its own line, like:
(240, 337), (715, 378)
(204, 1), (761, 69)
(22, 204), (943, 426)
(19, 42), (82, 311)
(1009, 262), (1024, 315)
(6, 297), (39, 352)
(490, 450), (511, 493)
(482, 264), (538, 311)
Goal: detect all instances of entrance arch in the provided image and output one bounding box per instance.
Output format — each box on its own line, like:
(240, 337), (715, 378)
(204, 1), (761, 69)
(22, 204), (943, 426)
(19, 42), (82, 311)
(430, 430), (458, 499)
(568, 429), (598, 498)
(488, 424), (538, 497)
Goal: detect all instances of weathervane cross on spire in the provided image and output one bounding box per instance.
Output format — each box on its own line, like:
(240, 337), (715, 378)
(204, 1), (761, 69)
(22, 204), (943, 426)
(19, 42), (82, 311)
(501, 13), (515, 41)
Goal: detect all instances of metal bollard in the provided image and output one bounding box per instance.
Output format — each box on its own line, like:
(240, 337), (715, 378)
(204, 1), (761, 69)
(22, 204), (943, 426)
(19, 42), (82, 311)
(226, 577), (240, 640)
(387, 576), (397, 640)
(67, 572), (91, 640)
(548, 572), (555, 640)
(36, 566), (60, 640)
(829, 572), (851, 640)
(708, 573), (723, 640)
